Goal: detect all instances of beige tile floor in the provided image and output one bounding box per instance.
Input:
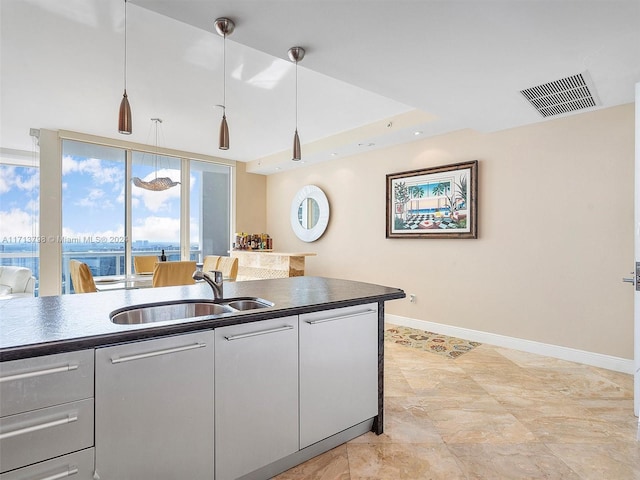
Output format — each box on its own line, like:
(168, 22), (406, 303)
(275, 339), (640, 479)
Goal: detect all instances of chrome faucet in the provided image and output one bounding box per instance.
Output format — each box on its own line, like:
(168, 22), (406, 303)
(193, 270), (223, 300)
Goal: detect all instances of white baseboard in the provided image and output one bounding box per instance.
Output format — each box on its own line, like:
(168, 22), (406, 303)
(385, 314), (635, 374)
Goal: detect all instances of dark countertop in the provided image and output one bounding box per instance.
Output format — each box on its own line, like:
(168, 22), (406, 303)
(0, 276), (405, 361)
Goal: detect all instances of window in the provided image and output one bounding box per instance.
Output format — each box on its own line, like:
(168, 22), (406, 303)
(0, 160), (40, 294)
(46, 133), (233, 294)
(61, 140), (126, 293)
(131, 151), (182, 262)
(190, 160), (231, 259)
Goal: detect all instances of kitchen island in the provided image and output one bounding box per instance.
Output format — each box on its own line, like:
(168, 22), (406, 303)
(0, 276), (404, 480)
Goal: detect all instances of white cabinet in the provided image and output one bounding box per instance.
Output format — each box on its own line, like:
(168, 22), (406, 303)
(94, 330), (214, 480)
(299, 303), (379, 448)
(214, 317), (298, 480)
(0, 350), (94, 477)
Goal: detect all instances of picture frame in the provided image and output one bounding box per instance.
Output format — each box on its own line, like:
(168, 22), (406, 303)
(386, 160), (478, 239)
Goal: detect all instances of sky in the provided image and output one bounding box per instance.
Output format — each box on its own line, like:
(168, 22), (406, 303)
(0, 156), (201, 250)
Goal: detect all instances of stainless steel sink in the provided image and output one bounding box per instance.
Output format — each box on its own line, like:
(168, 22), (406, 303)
(110, 297), (274, 324)
(224, 299), (273, 311)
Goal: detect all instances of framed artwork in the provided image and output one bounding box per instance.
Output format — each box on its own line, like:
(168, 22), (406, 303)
(386, 160), (478, 239)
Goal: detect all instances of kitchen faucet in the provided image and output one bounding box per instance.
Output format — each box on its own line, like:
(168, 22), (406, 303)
(193, 269), (223, 300)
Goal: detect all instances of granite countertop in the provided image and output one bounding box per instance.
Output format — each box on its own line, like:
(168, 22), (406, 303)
(0, 276), (405, 361)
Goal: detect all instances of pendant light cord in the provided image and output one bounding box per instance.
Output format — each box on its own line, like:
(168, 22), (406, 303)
(123, 0), (127, 90)
(295, 60), (298, 130)
(223, 32), (226, 113)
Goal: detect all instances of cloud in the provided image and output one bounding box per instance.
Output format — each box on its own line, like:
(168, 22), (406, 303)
(0, 208), (39, 238)
(0, 166), (39, 194)
(132, 216), (180, 243)
(76, 188), (112, 209)
(62, 156), (123, 185)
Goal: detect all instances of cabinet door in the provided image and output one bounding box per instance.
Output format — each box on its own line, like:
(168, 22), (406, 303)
(299, 303), (379, 448)
(215, 317), (298, 480)
(95, 331), (214, 480)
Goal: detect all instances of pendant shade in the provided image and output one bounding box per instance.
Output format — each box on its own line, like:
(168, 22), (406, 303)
(118, 89), (132, 135)
(219, 113), (229, 150)
(292, 129), (301, 161)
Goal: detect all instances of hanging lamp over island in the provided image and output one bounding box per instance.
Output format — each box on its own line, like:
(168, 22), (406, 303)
(288, 46), (305, 161)
(118, 0), (132, 135)
(215, 17), (235, 150)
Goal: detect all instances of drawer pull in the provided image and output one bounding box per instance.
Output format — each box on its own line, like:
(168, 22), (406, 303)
(111, 342), (207, 364)
(38, 466), (79, 480)
(225, 325), (294, 341)
(0, 414), (78, 440)
(306, 309), (376, 325)
(0, 364), (79, 383)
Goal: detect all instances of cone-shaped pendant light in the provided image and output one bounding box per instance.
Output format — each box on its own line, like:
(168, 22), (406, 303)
(288, 47), (305, 161)
(215, 17), (235, 150)
(118, 0), (132, 134)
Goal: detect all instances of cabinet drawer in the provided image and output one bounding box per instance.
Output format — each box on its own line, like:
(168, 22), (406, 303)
(0, 350), (94, 417)
(0, 399), (94, 473)
(0, 448), (94, 480)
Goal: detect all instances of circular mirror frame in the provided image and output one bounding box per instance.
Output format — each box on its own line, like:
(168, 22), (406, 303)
(290, 185), (330, 242)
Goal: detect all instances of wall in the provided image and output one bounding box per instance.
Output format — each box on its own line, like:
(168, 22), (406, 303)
(266, 104), (635, 360)
(235, 162), (267, 235)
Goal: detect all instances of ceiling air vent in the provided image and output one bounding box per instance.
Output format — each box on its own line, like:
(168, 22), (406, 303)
(520, 72), (599, 118)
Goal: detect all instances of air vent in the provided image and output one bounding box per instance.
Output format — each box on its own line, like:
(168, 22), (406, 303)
(520, 73), (598, 118)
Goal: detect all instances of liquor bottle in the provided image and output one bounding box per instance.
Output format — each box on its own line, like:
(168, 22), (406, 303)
(160, 249), (167, 261)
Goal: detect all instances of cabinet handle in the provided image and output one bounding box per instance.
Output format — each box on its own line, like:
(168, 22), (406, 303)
(224, 325), (294, 341)
(305, 309), (377, 325)
(36, 467), (79, 480)
(0, 364), (79, 383)
(111, 342), (207, 364)
(0, 414), (78, 440)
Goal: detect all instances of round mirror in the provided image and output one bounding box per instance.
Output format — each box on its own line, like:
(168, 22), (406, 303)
(291, 185), (329, 242)
(298, 198), (320, 229)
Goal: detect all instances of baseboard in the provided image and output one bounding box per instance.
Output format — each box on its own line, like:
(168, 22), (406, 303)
(385, 314), (635, 374)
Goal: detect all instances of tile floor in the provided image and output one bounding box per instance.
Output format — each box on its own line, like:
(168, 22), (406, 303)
(275, 337), (640, 479)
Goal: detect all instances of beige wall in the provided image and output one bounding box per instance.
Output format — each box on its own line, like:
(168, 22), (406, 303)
(265, 104), (635, 359)
(235, 162), (267, 234)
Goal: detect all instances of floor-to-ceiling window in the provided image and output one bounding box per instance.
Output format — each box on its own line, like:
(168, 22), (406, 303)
(41, 131), (233, 295)
(61, 140), (127, 293)
(131, 151), (183, 262)
(0, 151), (40, 295)
(190, 160), (231, 259)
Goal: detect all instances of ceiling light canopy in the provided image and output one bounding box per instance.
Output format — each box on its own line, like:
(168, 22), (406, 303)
(215, 17), (235, 150)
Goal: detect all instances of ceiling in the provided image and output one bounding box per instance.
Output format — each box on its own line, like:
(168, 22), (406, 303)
(2, 1), (639, 175)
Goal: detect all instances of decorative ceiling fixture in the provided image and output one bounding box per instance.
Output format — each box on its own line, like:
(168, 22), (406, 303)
(288, 46), (305, 161)
(118, 0), (132, 134)
(215, 17), (235, 150)
(132, 118), (180, 191)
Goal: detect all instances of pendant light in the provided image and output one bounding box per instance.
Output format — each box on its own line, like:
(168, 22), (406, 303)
(118, 0), (132, 134)
(132, 118), (180, 191)
(215, 17), (235, 150)
(288, 47), (305, 161)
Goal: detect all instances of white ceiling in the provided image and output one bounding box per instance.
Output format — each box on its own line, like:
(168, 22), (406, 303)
(2, 0), (639, 175)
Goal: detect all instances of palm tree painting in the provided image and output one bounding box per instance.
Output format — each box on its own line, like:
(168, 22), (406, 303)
(386, 160), (477, 239)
